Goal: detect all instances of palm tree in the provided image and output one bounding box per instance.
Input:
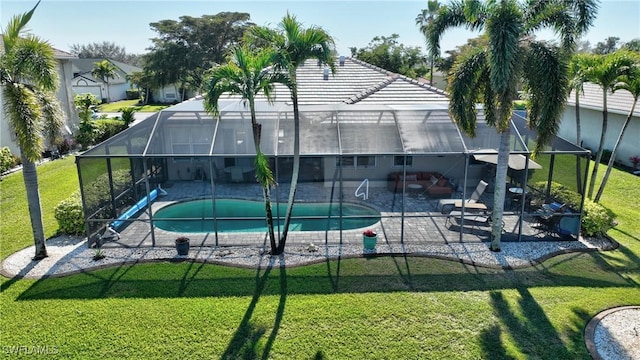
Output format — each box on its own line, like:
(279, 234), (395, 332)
(594, 57), (640, 201)
(427, 0), (596, 251)
(568, 53), (591, 193)
(1, 1), (64, 260)
(248, 13), (335, 254)
(203, 46), (290, 254)
(416, 0), (441, 86)
(582, 51), (634, 199)
(127, 70), (158, 105)
(91, 59), (119, 102)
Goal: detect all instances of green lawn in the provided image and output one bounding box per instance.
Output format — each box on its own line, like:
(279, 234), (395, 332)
(1, 157), (639, 359)
(98, 100), (170, 113)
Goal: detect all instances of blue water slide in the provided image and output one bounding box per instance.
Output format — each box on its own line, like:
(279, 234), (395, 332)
(110, 189), (158, 230)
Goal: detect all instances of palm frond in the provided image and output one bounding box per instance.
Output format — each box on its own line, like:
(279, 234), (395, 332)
(568, 53), (591, 95)
(426, 0), (475, 58)
(568, 0), (599, 35)
(486, 0), (523, 95)
(11, 36), (59, 91)
(35, 90), (64, 146)
(448, 48), (487, 137)
(254, 151), (275, 188)
(612, 63), (640, 100)
(203, 64), (244, 115)
(480, 68), (497, 128)
(523, 42), (570, 154)
(3, 83), (43, 161)
(1, 0), (41, 51)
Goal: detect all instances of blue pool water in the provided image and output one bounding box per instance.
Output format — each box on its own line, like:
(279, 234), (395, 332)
(153, 199), (380, 233)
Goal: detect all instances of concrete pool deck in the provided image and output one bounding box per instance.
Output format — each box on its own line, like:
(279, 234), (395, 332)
(96, 181), (575, 249)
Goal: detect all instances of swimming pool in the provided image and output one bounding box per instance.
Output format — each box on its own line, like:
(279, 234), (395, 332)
(153, 199), (380, 233)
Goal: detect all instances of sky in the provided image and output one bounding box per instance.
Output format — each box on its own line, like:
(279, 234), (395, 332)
(1, 0), (639, 58)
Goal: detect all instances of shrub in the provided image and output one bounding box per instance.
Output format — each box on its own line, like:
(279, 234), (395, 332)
(530, 181), (615, 236)
(125, 90), (141, 100)
(120, 107), (136, 127)
(54, 193), (85, 235)
(75, 118), (98, 150)
(56, 138), (75, 155)
(581, 200), (616, 237)
(0, 147), (19, 174)
(74, 93), (100, 122)
(94, 119), (127, 143)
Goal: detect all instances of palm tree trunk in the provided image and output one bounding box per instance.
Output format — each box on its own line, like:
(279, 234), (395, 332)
(20, 154), (48, 260)
(263, 187), (277, 253)
(249, 99), (277, 253)
(594, 99), (637, 202)
(429, 54), (434, 86)
(278, 89), (301, 254)
(587, 91), (608, 198)
(575, 96), (583, 194)
(490, 129), (510, 252)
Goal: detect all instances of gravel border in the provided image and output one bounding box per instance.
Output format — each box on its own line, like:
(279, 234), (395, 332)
(1, 234), (617, 279)
(585, 306), (640, 360)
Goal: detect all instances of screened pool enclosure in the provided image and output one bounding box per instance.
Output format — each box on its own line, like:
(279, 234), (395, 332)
(77, 99), (590, 247)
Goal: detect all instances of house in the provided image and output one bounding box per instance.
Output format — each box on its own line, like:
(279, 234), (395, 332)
(78, 56), (587, 245)
(559, 82), (640, 167)
(71, 58), (142, 103)
(0, 39), (78, 156)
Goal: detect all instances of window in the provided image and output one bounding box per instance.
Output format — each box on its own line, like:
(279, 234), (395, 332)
(337, 156), (376, 168)
(393, 156), (413, 167)
(171, 128), (211, 155)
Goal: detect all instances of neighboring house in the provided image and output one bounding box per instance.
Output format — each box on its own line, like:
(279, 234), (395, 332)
(71, 58), (141, 103)
(0, 38), (78, 156)
(152, 84), (197, 104)
(558, 82), (640, 168)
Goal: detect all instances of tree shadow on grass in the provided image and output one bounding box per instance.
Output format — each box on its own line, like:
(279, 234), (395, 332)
(221, 258), (287, 360)
(482, 286), (577, 359)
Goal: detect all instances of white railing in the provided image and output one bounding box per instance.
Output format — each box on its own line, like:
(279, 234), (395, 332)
(355, 178), (369, 200)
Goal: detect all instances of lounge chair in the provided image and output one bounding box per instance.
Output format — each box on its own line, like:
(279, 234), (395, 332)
(445, 210), (504, 235)
(437, 180), (488, 214)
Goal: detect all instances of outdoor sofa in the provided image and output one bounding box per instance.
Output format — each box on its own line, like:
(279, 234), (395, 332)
(387, 171), (453, 197)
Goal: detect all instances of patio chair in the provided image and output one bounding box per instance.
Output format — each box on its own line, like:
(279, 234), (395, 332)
(437, 180), (488, 214)
(230, 166), (244, 183)
(534, 203), (567, 237)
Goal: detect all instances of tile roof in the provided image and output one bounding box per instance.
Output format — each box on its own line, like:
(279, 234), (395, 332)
(220, 57), (449, 105)
(568, 82), (639, 117)
(0, 36), (76, 59)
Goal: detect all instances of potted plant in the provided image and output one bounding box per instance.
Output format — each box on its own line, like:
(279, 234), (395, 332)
(175, 236), (190, 256)
(362, 229), (378, 250)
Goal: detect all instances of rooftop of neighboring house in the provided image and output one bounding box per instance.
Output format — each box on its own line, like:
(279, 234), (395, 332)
(568, 82), (640, 117)
(71, 58), (142, 85)
(221, 56), (449, 105)
(0, 36), (76, 60)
